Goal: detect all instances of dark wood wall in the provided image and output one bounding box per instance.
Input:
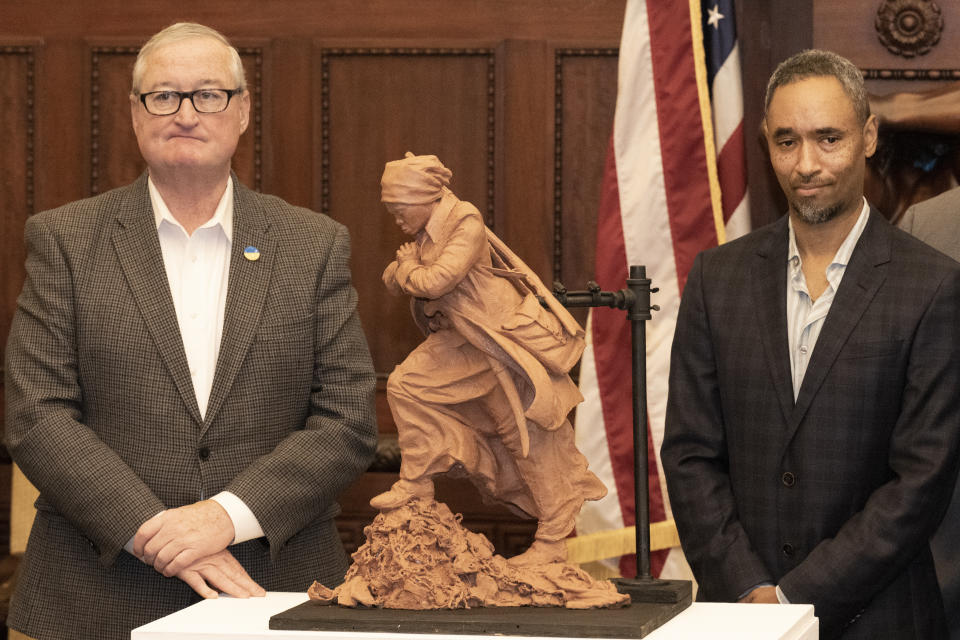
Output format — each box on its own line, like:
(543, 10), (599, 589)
(3, 0), (956, 554)
(0, 0), (628, 555)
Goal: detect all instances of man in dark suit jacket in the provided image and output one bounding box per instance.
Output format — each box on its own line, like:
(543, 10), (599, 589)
(3, 23), (377, 639)
(661, 50), (960, 639)
(898, 188), (960, 639)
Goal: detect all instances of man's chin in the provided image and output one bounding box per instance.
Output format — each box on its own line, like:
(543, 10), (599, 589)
(791, 198), (844, 225)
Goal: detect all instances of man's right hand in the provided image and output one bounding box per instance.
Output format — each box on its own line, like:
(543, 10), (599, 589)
(176, 549), (266, 599)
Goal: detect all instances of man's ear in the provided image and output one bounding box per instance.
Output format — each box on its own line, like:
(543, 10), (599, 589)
(863, 114), (879, 158)
(238, 90), (251, 135)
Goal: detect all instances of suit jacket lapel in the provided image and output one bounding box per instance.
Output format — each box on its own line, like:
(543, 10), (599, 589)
(111, 174), (203, 425)
(786, 209), (890, 440)
(752, 217), (796, 426)
(201, 180), (275, 435)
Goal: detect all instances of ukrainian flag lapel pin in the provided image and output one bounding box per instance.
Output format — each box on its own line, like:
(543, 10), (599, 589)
(243, 245), (261, 262)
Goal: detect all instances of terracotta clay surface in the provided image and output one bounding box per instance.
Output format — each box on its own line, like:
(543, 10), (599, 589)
(310, 153), (621, 610)
(309, 498), (629, 609)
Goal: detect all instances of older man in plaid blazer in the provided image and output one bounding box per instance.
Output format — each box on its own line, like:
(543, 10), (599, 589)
(662, 50), (960, 639)
(3, 23), (377, 639)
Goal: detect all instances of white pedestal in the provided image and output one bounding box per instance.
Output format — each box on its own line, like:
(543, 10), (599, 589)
(131, 592), (818, 640)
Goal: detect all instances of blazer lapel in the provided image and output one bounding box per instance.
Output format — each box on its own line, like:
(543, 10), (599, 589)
(201, 180), (275, 435)
(751, 217), (796, 426)
(111, 174), (203, 425)
(786, 210), (890, 440)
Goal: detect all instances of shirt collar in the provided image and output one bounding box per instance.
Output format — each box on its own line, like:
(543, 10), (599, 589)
(149, 175), (234, 242)
(787, 197), (870, 270)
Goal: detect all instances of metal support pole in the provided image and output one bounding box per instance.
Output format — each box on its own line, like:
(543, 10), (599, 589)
(627, 265), (652, 579)
(549, 265), (690, 605)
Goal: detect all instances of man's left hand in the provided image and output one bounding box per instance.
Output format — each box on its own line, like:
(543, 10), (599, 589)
(738, 586), (779, 604)
(134, 500), (235, 577)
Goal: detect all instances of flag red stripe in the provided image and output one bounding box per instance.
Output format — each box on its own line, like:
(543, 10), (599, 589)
(646, 1), (719, 293)
(717, 121), (747, 223)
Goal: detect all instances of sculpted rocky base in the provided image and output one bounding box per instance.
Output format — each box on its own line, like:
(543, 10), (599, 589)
(309, 498), (629, 610)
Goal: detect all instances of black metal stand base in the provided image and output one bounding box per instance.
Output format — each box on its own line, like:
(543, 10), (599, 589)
(612, 577), (693, 605)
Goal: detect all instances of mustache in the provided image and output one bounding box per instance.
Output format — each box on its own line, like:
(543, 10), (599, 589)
(792, 178), (831, 190)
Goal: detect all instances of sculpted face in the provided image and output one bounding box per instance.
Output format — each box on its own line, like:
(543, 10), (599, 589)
(130, 37), (249, 177)
(765, 76), (877, 225)
(385, 201), (435, 236)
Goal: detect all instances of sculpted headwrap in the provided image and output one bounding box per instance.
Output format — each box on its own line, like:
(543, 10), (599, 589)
(380, 152), (453, 204)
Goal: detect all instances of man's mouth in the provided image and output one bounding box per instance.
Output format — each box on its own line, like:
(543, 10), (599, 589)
(794, 183), (828, 197)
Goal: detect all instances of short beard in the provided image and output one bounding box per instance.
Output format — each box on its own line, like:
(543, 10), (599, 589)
(791, 199), (844, 225)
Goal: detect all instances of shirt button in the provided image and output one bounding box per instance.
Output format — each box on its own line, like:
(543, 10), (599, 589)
(799, 345), (808, 354)
(782, 543), (795, 557)
(781, 471), (796, 487)
(198, 447), (211, 461)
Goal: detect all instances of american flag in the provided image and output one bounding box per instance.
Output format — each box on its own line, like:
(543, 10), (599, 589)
(574, 0), (750, 579)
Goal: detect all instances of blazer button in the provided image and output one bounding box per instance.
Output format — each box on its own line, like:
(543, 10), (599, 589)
(198, 446), (211, 461)
(781, 471), (796, 487)
(782, 543), (795, 557)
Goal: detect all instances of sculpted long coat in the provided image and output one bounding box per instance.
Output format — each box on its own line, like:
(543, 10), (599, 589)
(662, 210), (960, 639)
(4, 174), (377, 639)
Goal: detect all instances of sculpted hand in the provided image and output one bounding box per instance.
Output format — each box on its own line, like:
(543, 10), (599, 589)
(738, 585), (779, 604)
(176, 549), (266, 599)
(134, 500), (235, 577)
(396, 242), (418, 264)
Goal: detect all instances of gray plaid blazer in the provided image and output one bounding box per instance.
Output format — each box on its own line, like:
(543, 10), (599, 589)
(662, 210), (960, 640)
(4, 174), (378, 639)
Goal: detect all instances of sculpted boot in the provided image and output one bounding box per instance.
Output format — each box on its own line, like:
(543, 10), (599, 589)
(369, 477), (435, 510)
(507, 538), (567, 567)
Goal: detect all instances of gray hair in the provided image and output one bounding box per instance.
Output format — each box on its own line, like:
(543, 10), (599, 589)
(131, 22), (246, 94)
(764, 49), (870, 125)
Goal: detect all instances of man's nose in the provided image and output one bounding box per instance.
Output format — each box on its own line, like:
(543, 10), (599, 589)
(174, 97), (201, 125)
(794, 141), (820, 176)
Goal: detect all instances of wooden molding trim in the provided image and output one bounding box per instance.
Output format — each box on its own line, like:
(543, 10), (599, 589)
(1, 45), (36, 217)
(553, 47), (617, 281)
(90, 45), (139, 196)
(862, 68), (960, 81)
(875, 0), (943, 58)
(238, 46), (264, 192)
(318, 48), (496, 222)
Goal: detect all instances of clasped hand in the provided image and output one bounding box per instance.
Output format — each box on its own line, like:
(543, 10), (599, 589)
(738, 585), (779, 604)
(396, 242), (417, 263)
(134, 500), (264, 599)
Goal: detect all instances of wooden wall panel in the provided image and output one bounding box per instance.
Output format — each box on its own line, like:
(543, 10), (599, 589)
(0, 43), (35, 556)
(0, 45), (36, 386)
(554, 49), (617, 326)
(0, 0), (627, 557)
(815, 1), (960, 93)
(90, 45), (265, 195)
(90, 47), (144, 194)
(319, 49), (495, 378)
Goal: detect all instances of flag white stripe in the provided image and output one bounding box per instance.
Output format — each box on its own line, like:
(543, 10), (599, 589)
(710, 43), (745, 151)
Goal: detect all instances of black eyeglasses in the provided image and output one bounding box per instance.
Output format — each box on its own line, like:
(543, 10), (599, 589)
(138, 88), (243, 116)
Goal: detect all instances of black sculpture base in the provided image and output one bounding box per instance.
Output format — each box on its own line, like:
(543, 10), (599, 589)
(612, 577), (693, 604)
(270, 597), (691, 639)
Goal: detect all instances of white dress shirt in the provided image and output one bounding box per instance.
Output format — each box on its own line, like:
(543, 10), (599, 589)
(124, 176), (264, 555)
(786, 200), (870, 400)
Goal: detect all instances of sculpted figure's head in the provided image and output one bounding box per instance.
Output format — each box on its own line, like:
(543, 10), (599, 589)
(129, 22), (250, 180)
(381, 152), (453, 235)
(762, 49), (878, 226)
